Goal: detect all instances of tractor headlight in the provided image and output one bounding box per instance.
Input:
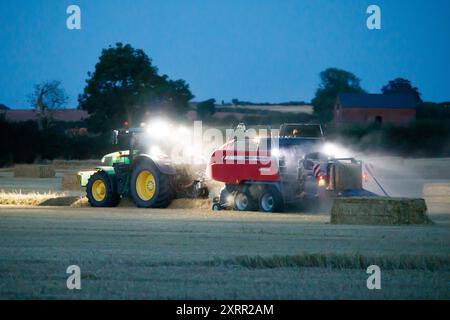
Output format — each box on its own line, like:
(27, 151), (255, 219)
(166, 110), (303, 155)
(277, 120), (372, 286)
(321, 142), (353, 158)
(322, 142), (339, 157)
(147, 119), (171, 138)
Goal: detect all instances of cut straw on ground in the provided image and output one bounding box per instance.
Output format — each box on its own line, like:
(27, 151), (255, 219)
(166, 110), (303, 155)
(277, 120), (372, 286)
(0, 190), (83, 207)
(0, 191), (212, 209)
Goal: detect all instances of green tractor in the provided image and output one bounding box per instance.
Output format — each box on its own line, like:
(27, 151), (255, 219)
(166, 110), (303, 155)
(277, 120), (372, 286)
(78, 127), (205, 208)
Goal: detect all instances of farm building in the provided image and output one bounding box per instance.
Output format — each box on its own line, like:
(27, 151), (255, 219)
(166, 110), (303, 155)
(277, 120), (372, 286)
(334, 93), (417, 125)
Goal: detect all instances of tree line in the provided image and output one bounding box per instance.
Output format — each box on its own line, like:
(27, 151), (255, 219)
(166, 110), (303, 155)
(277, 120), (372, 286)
(2, 43), (450, 163)
(25, 43), (448, 130)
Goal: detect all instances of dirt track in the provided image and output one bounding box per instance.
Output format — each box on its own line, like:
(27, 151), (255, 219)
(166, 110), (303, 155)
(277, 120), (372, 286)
(0, 206), (449, 299)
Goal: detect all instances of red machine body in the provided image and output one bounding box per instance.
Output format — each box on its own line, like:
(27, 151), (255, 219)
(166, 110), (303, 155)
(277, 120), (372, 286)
(207, 123), (370, 213)
(207, 139), (280, 184)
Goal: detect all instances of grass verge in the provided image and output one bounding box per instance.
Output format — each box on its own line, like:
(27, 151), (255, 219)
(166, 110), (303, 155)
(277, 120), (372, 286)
(225, 253), (450, 271)
(126, 253), (450, 271)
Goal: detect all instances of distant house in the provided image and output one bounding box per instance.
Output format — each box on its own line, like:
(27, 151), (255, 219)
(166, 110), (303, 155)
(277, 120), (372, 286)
(334, 93), (416, 125)
(0, 108), (89, 122)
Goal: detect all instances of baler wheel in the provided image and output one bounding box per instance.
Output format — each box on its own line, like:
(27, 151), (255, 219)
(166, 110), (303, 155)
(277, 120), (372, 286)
(258, 186), (284, 213)
(233, 191), (256, 211)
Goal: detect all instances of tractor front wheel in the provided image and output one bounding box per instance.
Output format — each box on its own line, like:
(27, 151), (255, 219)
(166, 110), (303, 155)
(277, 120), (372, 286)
(86, 171), (120, 207)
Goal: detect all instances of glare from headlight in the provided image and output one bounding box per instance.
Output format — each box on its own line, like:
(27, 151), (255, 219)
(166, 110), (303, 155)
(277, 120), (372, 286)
(147, 119), (171, 138)
(252, 135), (261, 144)
(177, 125), (189, 135)
(271, 148), (280, 157)
(322, 142), (339, 156)
(150, 145), (162, 157)
(322, 142), (352, 158)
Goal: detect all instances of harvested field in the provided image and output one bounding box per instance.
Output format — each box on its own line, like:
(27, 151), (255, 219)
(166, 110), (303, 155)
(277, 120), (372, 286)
(0, 190), (78, 206)
(0, 206), (448, 299)
(61, 173), (83, 191)
(1, 193), (213, 210)
(423, 183), (450, 197)
(169, 198), (212, 209)
(220, 253), (450, 271)
(13, 165), (55, 178)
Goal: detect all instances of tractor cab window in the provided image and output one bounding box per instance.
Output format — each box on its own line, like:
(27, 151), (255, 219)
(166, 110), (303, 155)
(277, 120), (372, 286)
(280, 124), (323, 138)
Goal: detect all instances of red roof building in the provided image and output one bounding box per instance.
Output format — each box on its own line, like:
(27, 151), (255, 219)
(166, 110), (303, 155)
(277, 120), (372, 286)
(334, 93), (417, 125)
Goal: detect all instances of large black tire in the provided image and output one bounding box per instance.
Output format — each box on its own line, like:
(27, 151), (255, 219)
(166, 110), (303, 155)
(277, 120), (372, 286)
(130, 161), (174, 208)
(233, 190), (257, 211)
(258, 186), (284, 213)
(86, 171), (120, 207)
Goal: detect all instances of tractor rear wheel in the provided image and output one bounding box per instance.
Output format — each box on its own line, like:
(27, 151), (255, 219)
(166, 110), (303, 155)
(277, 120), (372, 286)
(258, 186), (284, 213)
(86, 171), (120, 207)
(130, 161), (173, 208)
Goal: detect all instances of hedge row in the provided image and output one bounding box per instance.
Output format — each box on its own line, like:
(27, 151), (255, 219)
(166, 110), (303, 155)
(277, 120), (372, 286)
(1, 116), (449, 166)
(0, 118), (113, 166)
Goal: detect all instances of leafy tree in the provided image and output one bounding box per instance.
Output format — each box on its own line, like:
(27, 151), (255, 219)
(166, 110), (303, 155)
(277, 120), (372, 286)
(417, 101), (450, 119)
(312, 68), (365, 122)
(28, 80), (68, 130)
(78, 43), (194, 133)
(196, 98), (216, 120)
(381, 78), (422, 102)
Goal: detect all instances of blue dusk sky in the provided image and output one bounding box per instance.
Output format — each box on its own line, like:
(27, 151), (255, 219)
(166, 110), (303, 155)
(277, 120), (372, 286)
(0, 0), (449, 108)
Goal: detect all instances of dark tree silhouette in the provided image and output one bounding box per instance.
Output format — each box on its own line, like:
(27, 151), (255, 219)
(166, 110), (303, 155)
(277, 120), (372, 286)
(312, 68), (365, 122)
(196, 99), (216, 120)
(381, 78), (422, 102)
(78, 43), (194, 133)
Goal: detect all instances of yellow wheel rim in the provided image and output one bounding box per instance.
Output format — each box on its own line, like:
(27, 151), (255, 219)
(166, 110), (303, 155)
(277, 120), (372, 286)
(92, 179), (106, 202)
(136, 170), (156, 201)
